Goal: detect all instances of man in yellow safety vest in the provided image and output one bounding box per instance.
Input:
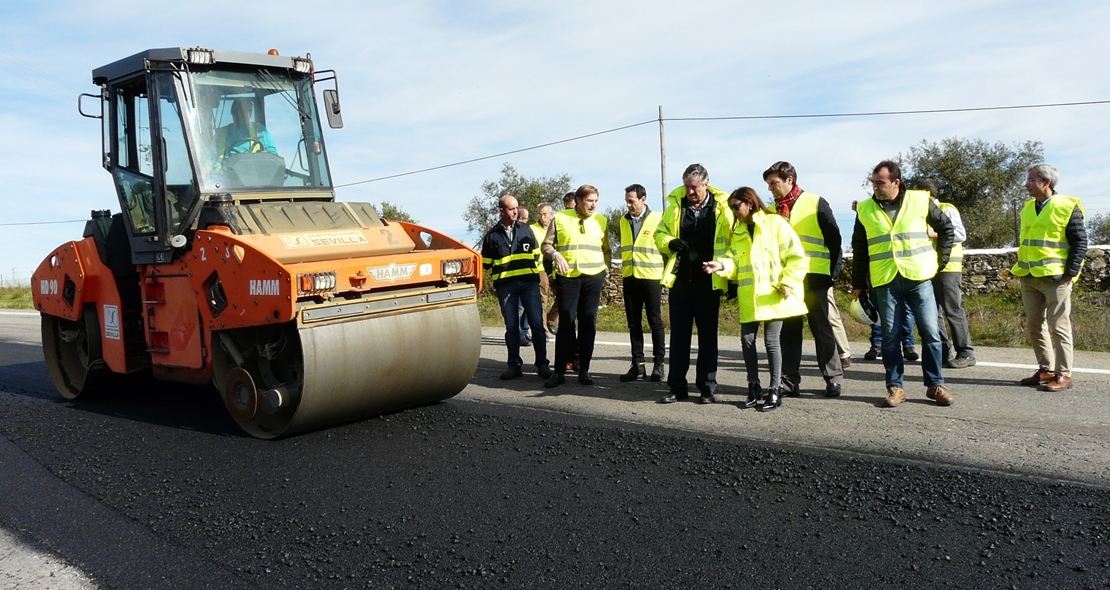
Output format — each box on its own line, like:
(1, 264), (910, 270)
(654, 163), (734, 404)
(1012, 164), (1088, 392)
(912, 178), (976, 369)
(851, 160), (956, 408)
(541, 185), (610, 387)
(618, 184), (666, 383)
(764, 161), (846, 398)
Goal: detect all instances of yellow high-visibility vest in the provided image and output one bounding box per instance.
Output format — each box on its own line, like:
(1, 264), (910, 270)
(553, 209), (607, 277)
(721, 210), (808, 323)
(653, 186), (734, 290)
(1011, 194), (1083, 278)
(935, 201), (963, 274)
(785, 192), (831, 276)
(856, 190), (938, 287)
(530, 222), (548, 272)
(619, 211), (664, 280)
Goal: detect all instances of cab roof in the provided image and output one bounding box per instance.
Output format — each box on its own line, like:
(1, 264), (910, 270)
(92, 47), (309, 85)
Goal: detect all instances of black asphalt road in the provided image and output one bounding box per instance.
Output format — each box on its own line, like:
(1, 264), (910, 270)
(2, 323), (1109, 588)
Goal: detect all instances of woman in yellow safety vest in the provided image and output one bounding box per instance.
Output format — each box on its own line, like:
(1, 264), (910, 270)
(704, 187), (808, 411)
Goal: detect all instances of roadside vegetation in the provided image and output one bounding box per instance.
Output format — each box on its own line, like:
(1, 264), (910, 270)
(0, 286), (32, 310)
(479, 287), (1110, 353)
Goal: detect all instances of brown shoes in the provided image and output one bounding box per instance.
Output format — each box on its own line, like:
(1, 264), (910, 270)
(883, 385), (953, 407)
(883, 386), (906, 407)
(1020, 370), (1055, 386)
(1041, 375), (1074, 392)
(926, 385), (954, 406)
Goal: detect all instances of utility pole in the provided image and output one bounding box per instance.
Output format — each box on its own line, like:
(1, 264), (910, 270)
(658, 105), (667, 210)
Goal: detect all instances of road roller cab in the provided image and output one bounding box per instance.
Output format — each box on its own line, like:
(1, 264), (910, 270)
(32, 48), (483, 438)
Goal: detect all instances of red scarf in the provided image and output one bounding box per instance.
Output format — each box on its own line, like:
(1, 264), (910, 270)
(774, 185), (803, 220)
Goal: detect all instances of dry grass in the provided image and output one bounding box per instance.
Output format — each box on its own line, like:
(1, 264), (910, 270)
(0, 286), (33, 310)
(482, 287), (1110, 353)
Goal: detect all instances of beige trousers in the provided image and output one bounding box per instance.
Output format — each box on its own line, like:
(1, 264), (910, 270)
(827, 288), (851, 359)
(1020, 275), (1074, 376)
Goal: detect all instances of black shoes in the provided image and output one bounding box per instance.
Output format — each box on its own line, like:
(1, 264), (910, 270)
(903, 346), (919, 362)
(537, 366), (553, 379)
(521, 336), (532, 347)
(659, 392), (689, 404)
(824, 382), (842, 398)
(544, 373), (566, 388)
(864, 346), (881, 360)
(944, 354), (976, 369)
(698, 393), (717, 404)
(781, 378), (801, 397)
(650, 363), (665, 382)
(743, 383), (763, 409)
(620, 362), (647, 382)
(500, 367), (523, 380)
(578, 372), (595, 385)
(760, 388), (781, 412)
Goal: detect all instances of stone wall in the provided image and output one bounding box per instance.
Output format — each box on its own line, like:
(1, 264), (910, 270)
(601, 246), (1110, 303)
(837, 246), (1110, 294)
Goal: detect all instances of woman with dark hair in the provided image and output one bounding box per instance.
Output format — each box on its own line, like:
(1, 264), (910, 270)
(703, 187), (808, 411)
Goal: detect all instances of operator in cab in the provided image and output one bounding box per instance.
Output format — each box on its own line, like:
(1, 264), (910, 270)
(216, 97), (278, 160)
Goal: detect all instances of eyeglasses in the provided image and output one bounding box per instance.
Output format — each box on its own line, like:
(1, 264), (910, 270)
(728, 201), (747, 211)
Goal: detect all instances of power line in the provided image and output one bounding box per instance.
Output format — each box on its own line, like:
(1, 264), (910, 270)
(334, 119), (657, 188)
(5, 99), (1109, 227)
(0, 49), (81, 100)
(335, 99), (1110, 188)
(0, 220), (85, 227)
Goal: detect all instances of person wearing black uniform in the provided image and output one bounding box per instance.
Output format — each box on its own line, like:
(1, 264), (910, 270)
(481, 195), (552, 380)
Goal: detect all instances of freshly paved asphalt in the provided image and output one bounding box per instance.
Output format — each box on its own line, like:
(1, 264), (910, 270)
(2, 310), (1109, 588)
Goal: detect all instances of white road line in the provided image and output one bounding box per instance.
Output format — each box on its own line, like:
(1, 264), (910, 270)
(565, 339), (1110, 377)
(0, 310), (38, 316)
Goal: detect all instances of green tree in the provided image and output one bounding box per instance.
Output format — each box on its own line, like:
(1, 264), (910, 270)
(378, 201), (417, 223)
(898, 137), (1043, 248)
(463, 163), (573, 235)
(1089, 211), (1110, 245)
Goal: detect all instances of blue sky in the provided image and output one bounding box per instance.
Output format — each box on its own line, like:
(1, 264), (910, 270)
(2, 0), (1109, 284)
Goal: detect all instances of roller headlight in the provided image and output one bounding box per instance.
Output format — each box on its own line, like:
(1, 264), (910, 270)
(298, 271), (337, 294)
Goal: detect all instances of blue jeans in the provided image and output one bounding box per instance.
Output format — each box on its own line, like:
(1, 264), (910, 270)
(869, 289), (916, 348)
(519, 303), (531, 340)
(497, 279), (548, 369)
(873, 276), (943, 388)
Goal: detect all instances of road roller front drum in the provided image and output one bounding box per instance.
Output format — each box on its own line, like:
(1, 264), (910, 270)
(212, 303), (481, 439)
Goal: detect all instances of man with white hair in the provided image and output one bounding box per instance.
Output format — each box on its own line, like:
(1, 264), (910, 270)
(654, 164), (734, 404)
(1012, 164), (1087, 392)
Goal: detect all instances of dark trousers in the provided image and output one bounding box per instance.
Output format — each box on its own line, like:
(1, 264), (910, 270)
(932, 271), (974, 359)
(622, 276), (665, 365)
(782, 286), (843, 386)
(553, 272), (606, 375)
(667, 278), (719, 396)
